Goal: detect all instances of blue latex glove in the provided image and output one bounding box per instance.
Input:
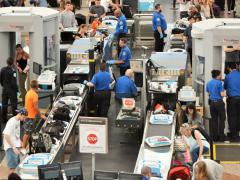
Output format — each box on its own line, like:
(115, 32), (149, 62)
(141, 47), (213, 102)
(83, 80), (88, 85)
(107, 60), (116, 65)
(160, 33), (164, 39)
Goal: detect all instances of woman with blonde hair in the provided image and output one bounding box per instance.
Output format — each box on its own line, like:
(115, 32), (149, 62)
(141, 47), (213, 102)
(179, 123), (210, 164)
(192, 159), (224, 180)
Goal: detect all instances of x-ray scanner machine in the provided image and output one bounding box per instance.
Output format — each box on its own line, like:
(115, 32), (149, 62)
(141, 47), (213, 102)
(0, 7), (60, 82)
(191, 18), (240, 117)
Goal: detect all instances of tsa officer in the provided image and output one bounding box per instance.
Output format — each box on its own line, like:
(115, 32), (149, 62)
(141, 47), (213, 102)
(115, 69), (137, 100)
(114, 8), (128, 40)
(0, 57), (18, 123)
(114, 8), (128, 54)
(152, 4), (167, 52)
(206, 70), (226, 142)
(107, 38), (131, 76)
(84, 62), (112, 117)
(224, 63), (240, 142)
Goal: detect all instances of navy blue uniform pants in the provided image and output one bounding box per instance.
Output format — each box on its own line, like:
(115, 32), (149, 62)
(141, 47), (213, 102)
(209, 100), (226, 141)
(227, 97), (240, 138)
(94, 90), (111, 117)
(154, 30), (165, 52)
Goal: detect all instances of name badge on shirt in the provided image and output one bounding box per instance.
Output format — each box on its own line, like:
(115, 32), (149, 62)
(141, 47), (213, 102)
(13, 72), (16, 78)
(157, 18), (160, 21)
(122, 51), (126, 57)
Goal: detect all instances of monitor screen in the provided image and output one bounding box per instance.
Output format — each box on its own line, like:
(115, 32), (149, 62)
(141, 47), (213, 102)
(33, 62), (42, 75)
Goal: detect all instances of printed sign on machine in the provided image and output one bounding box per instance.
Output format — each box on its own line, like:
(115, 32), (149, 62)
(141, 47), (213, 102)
(79, 117), (108, 154)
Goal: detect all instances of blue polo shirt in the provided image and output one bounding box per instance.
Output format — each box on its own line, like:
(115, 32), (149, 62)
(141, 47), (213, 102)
(91, 71), (112, 91)
(115, 76), (137, 99)
(142, 176), (149, 180)
(206, 78), (224, 101)
(224, 70), (240, 97)
(152, 11), (167, 32)
(119, 45), (131, 68)
(115, 14), (128, 35)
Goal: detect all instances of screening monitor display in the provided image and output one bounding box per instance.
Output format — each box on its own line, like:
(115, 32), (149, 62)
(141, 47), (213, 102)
(138, 0), (154, 11)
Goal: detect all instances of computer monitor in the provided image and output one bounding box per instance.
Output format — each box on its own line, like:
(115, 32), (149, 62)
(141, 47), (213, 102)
(33, 62), (42, 75)
(94, 170), (119, 180)
(38, 163), (61, 180)
(119, 172), (143, 180)
(60, 161), (83, 180)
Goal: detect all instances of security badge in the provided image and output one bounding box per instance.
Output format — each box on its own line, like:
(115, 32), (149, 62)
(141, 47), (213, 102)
(122, 51), (126, 57)
(13, 72), (16, 77)
(157, 18), (160, 21)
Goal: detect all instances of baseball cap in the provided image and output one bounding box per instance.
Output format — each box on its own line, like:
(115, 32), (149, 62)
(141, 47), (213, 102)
(16, 108), (28, 116)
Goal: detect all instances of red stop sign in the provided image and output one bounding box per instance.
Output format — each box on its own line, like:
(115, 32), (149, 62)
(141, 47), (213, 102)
(87, 134), (98, 144)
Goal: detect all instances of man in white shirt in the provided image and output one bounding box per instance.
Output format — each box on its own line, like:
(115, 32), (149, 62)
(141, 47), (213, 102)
(3, 108), (28, 173)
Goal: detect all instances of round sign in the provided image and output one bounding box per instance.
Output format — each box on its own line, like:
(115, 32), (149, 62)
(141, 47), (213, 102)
(87, 134), (98, 144)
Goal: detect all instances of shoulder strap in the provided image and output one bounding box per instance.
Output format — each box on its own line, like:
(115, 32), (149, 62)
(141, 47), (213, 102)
(191, 129), (196, 139)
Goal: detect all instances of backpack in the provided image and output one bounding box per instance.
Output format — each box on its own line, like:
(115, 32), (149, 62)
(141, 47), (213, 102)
(31, 132), (52, 154)
(53, 106), (71, 121)
(42, 121), (66, 138)
(167, 165), (191, 180)
(191, 127), (212, 143)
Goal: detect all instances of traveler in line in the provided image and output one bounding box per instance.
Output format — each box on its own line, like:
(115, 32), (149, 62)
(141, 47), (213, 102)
(0, 57), (18, 123)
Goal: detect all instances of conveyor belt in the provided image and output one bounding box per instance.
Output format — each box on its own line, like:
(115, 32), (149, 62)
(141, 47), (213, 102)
(134, 111), (176, 179)
(16, 87), (88, 179)
(144, 118), (173, 153)
(50, 89), (88, 163)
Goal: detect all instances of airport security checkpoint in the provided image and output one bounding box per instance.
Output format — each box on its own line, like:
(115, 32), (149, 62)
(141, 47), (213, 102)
(0, 0), (240, 179)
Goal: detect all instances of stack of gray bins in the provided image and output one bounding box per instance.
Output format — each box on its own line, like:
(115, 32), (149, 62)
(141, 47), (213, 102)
(170, 20), (188, 49)
(133, 14), (154, 47)
(170, 33), (185, 49)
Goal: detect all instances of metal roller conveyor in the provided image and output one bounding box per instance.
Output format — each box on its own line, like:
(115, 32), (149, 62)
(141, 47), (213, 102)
(16, 83), (88, 179)
(47, 86), (88, 163)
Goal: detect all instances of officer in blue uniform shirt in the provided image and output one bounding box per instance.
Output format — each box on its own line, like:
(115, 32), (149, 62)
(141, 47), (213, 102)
(114, 8), (128, 39)
(108, 38), (131, 76)
(152, 4), (167, 52)
(84, 62), (112, 117)
(115, 69), (137, 100)
(206, 70), (226, 142)
(114, 8), (128, 55)
(224, 63), (240, 141)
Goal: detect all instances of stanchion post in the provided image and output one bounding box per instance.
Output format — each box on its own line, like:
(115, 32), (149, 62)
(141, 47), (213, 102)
(92, 153), (95, 180)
